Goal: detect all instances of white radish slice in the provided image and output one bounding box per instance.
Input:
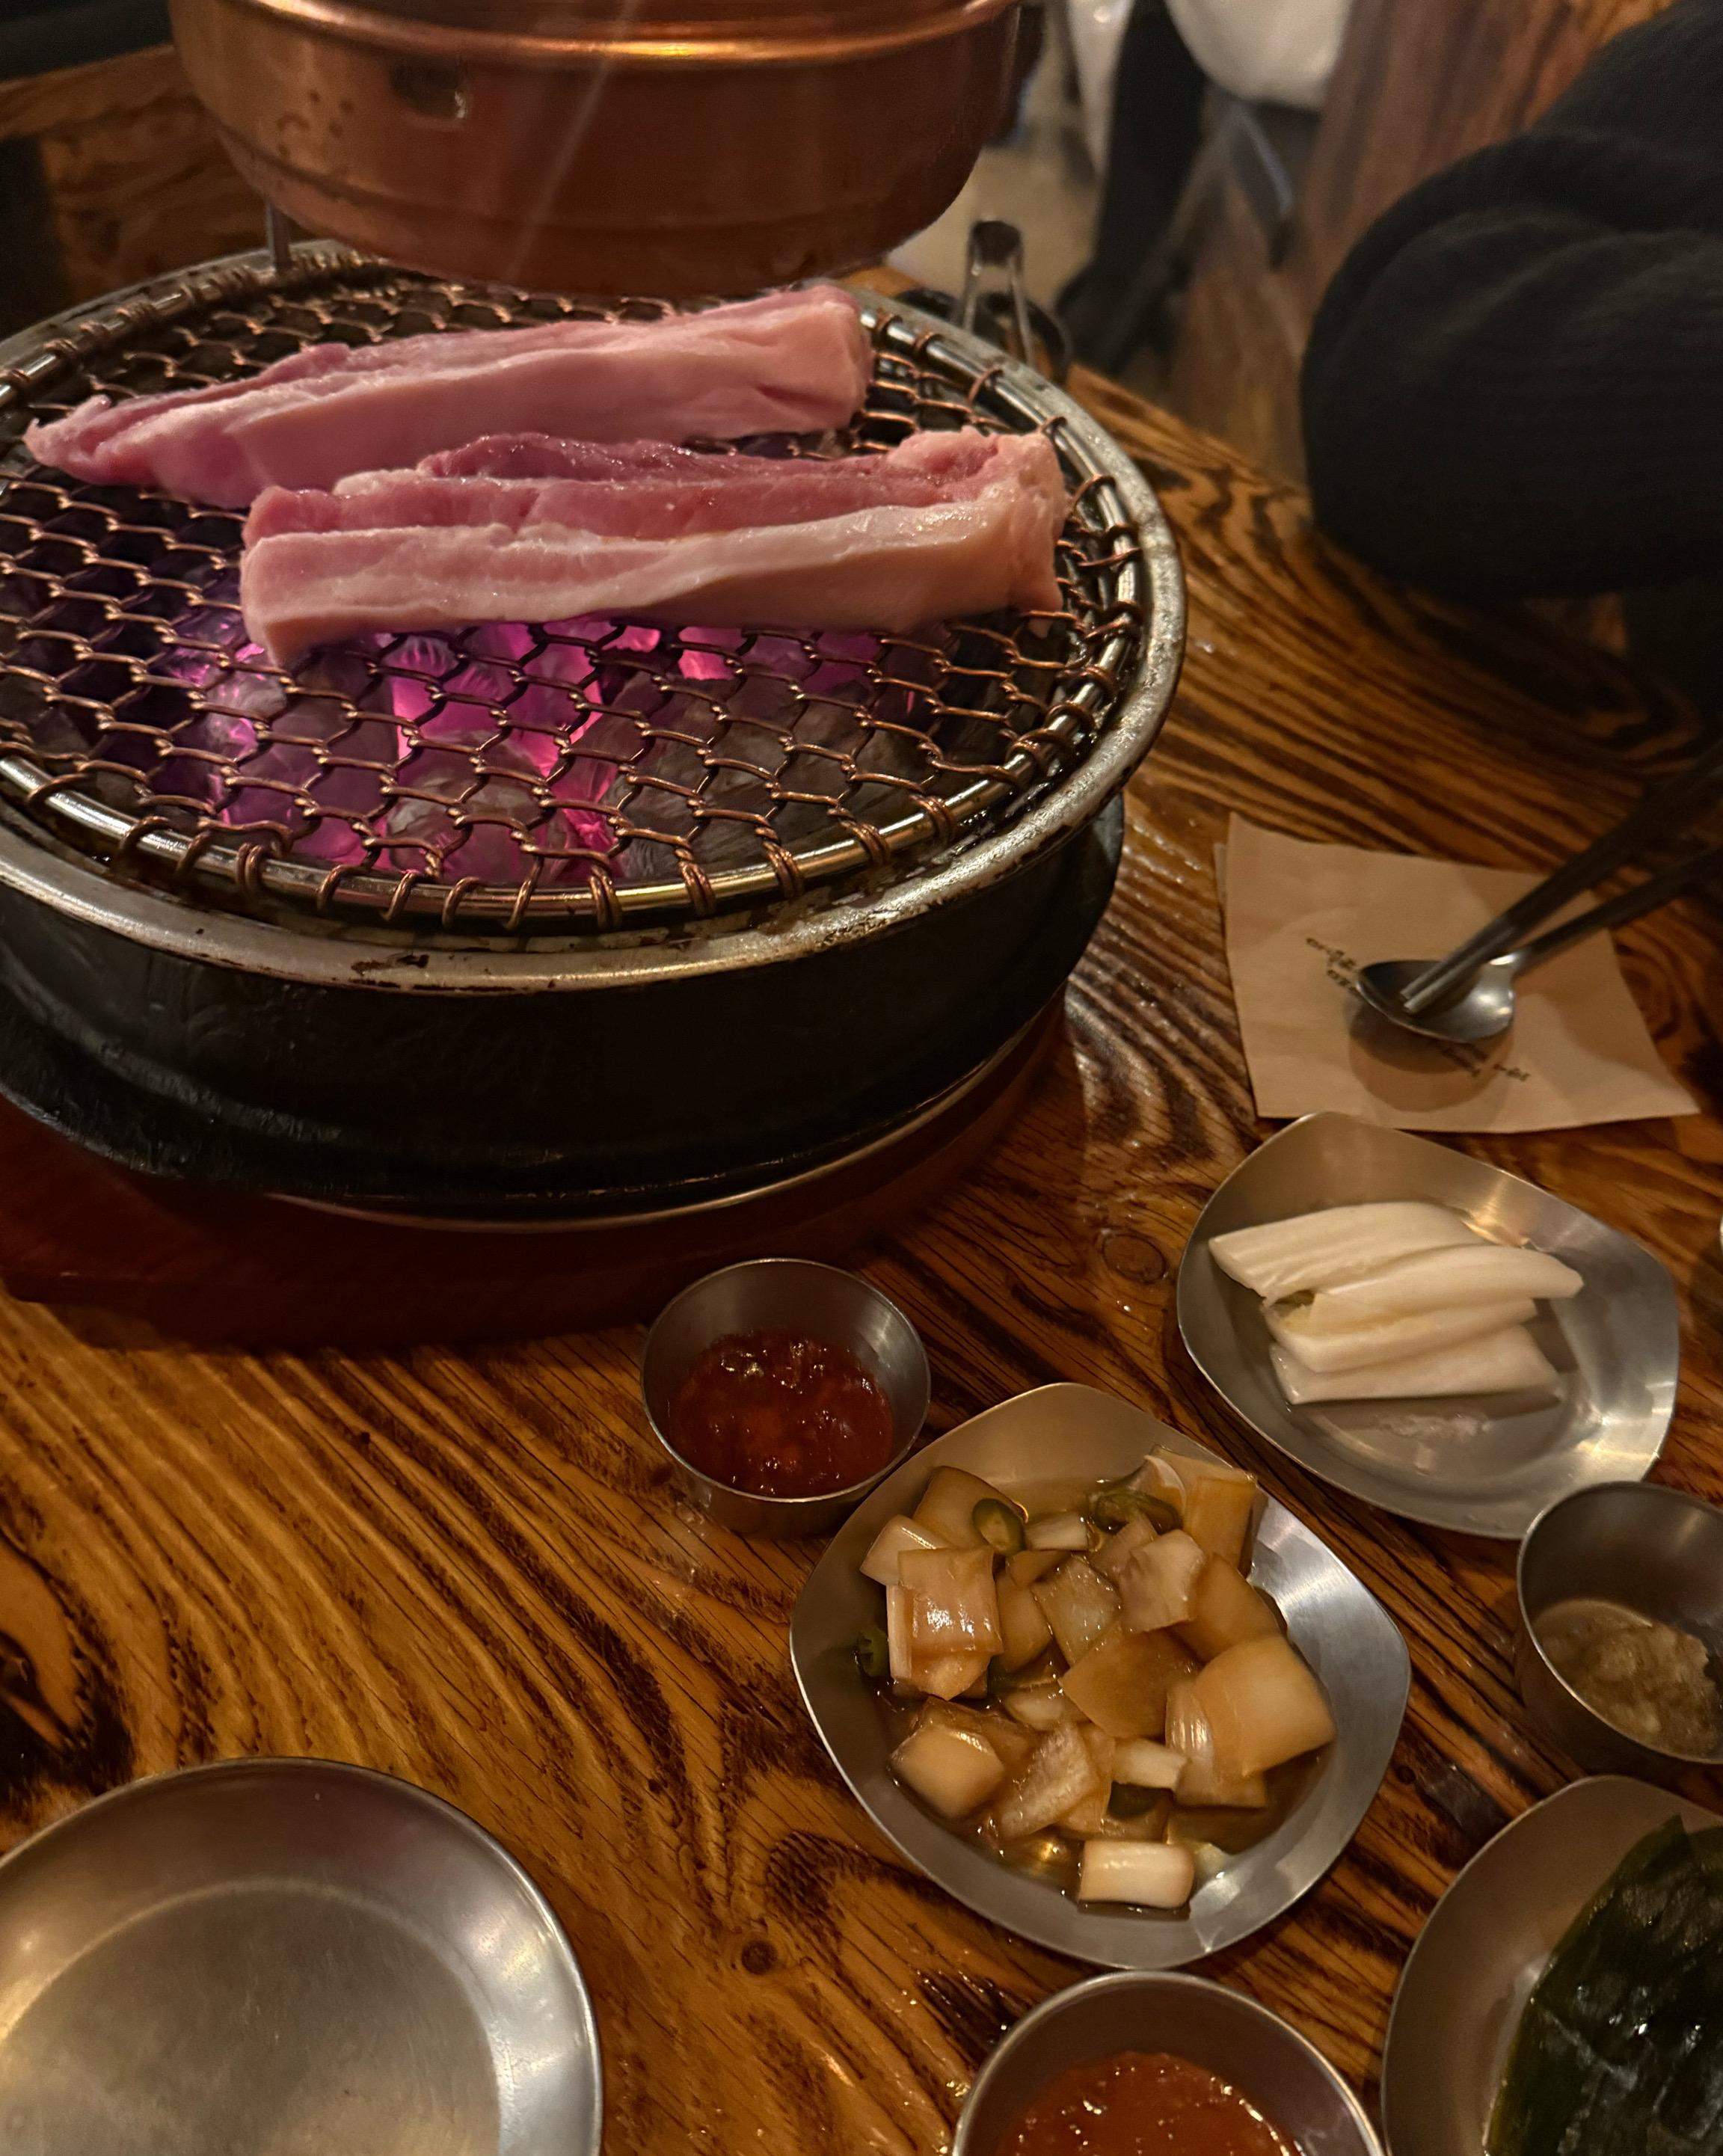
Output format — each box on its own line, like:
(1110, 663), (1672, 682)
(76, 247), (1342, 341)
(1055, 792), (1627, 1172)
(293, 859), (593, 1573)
(1270, 1324), (1558, 1405)
(1193, 1635), (1336, 1778)
(1077, 1838), (1197, 1907)
(1296, 1244), (1582, 1331)
(1209, 1202), (1479, 1300)
(1267, 1297), (1535, 1374)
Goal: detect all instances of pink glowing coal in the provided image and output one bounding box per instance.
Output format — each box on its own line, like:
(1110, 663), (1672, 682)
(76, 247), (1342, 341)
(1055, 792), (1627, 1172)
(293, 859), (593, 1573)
(152, 576), (913, 891)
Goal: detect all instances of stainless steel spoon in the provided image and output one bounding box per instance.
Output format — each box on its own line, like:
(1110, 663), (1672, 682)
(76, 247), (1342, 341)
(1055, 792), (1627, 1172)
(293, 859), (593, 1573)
(1358, 839), (1723, 1042)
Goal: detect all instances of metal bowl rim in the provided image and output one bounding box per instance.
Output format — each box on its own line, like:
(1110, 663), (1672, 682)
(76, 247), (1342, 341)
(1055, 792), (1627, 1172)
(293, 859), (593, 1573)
(639, 1256), (930, 1511)
(950, 1968), (1382, 2156)
(0, 1753), (603, 2143)
(1515, 1478), (1723, 1766)
(171, 0), (1021, 69)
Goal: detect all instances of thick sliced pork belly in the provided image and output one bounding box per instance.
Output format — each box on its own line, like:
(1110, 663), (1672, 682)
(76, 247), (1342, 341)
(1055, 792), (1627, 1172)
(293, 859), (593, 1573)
(240, 429), (1068, 665)
(23, 287), (873, 508)
(242, 494), (1066, 669)
(245, 429), (1064, 547)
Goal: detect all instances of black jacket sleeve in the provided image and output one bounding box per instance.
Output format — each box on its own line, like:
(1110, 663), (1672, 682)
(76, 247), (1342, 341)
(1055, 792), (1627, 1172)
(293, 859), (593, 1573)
(1299, 0), (1723, 600)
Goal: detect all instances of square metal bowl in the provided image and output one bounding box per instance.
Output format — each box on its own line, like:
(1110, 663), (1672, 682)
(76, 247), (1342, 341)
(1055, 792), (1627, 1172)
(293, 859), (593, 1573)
(1176, 1114), (1679, 1539)
(788, 1382), (1409, 1969)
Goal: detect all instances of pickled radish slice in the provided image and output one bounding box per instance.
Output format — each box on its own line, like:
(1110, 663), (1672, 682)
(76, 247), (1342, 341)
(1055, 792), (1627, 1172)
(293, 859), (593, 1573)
(1270, 1324), (1558, 1404)
(1267, 1295), (1536, 1373)
(1210, 1201), (1480, 1299)
(1299, 1243), (1582, 1330)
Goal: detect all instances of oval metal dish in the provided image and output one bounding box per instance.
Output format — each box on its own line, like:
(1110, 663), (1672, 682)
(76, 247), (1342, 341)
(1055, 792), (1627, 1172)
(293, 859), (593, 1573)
(0, 1757), (603, 2156)
(1176, 1114), (1678, 1539)
(1379, 1775), (1721, 2156)
(789, 1382), (1409, 1969)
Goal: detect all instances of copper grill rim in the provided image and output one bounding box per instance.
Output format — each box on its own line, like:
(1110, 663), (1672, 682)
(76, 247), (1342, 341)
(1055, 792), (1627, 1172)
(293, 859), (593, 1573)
(0, 248), (1165, 940)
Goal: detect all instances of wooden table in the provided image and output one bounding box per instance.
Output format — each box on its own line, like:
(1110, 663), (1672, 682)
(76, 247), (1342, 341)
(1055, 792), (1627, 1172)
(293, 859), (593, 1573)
(2, 367), (1721, 2152)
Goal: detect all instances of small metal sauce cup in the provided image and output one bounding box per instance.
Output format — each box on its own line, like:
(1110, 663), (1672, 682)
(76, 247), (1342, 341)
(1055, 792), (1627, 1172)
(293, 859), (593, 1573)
(951, 1970), (1380, 2156)
(640, 1259), (930, 1539)
(1516, 1481), (1723, 1782)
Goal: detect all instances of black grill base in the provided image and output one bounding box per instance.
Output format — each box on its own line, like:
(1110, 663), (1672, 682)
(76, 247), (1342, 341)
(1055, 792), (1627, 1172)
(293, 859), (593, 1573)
(0, 999), (1060, 1345)
(0, 800), (1120, 1220)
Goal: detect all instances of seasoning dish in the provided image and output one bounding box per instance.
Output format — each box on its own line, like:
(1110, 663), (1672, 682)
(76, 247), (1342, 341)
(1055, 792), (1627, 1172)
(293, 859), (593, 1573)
(789, 1382), (1408, 1968)
(1177, 1114), (1677, 1538)
(1515, 1481), (1723, 1779)
(641, 1258), (930, 1538)
(1379, 1775), (1720, 2156)
(0, 1757), (602, 2156)
(951, 1969), (1380, 2156)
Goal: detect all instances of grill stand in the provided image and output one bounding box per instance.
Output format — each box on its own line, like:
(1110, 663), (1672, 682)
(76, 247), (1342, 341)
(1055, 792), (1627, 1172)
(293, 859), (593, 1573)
(0, 998), (1060, 1348)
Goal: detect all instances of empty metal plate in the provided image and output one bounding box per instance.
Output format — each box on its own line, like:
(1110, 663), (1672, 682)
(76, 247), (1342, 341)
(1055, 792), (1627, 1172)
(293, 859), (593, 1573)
(1177, 1114), (1678, 1538)
(0, 1757), (602, 2156)
(789, 1382), (1409, 1969)
(1379, 1775), (1720, 2156)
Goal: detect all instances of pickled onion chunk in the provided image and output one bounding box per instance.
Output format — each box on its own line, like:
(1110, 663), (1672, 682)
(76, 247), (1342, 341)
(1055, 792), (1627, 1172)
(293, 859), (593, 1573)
(1077, 1839), (1196, 1907)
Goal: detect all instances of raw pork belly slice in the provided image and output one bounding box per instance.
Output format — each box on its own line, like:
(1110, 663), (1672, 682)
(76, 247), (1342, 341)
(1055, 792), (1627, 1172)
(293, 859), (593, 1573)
(240, 429), (1068, 666)
(246, 429), (1064, 546)
(23, 287), (872, 509)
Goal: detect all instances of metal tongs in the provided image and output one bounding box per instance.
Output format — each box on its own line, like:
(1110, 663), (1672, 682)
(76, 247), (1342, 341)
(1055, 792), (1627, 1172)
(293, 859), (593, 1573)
(899, 219), (1072, 383)
(1356, 737), (1723, 1042)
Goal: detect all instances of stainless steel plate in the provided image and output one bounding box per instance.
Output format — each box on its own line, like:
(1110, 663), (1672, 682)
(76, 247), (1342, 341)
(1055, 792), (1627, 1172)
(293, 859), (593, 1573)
(1379, 1775), (1721, 2156)
(1176, 1114), (1678, 1539)
(788, 1382), (1409, 1969)
(0, 1757), (602, 2156)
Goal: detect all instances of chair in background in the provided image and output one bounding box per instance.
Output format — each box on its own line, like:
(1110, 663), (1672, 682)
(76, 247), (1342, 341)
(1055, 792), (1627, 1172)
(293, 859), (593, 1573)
(1087, 88), (1300, 378)
(1161, 0), (1674, 480)
(0, 3), (260, 339)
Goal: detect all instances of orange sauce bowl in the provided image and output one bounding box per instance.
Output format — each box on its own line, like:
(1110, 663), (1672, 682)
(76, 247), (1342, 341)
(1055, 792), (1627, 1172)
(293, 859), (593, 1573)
(951, 1971), (1380, 2156)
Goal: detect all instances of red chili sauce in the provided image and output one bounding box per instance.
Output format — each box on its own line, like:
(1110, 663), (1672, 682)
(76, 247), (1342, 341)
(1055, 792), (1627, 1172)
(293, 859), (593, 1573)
(668, 1329), (894, 1499)
(999, 2051), (1295, 2156)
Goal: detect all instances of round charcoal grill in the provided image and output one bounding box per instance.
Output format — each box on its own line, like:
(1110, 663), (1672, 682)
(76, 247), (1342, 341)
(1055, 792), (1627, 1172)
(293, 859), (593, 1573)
(0, 246), (1184, 1220)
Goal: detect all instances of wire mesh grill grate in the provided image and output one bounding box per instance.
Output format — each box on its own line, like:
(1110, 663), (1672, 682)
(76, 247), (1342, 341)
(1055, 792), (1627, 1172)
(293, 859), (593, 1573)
(0, 254), (1146, 933)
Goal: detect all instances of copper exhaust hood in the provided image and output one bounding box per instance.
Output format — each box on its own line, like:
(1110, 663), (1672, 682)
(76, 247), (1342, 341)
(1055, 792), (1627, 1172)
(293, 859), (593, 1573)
(168, 0), (1025, 295)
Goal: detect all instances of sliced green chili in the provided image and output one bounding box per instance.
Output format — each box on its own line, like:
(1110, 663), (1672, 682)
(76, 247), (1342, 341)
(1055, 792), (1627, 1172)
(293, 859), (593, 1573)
(972, 1497), (1028, 1554)
(1090, 1481), (1179, 1534)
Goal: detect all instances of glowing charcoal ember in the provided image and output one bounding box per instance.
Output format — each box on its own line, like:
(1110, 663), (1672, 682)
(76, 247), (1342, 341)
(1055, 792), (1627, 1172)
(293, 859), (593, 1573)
(144, 589), (978, 900)
(182, 642), (391, 856)
(372, 627), (621, 883)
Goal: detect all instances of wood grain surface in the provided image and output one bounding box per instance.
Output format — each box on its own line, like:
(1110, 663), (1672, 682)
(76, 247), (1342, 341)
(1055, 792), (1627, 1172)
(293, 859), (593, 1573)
(2, 369), (1722, 2152)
